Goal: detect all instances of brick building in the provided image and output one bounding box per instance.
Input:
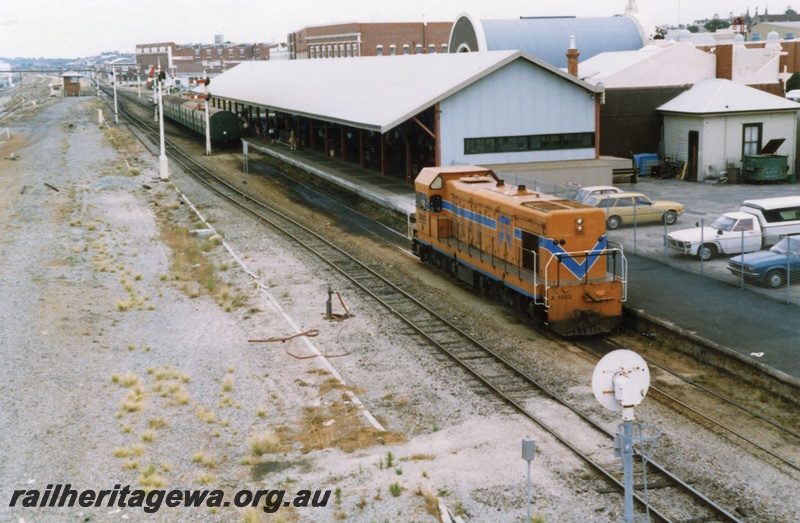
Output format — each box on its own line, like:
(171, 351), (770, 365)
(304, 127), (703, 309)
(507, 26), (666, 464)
(287, 22), (453, 59)
(135, 40), (275, 81)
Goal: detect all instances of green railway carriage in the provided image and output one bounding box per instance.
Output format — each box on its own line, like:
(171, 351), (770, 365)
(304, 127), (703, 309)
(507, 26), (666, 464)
(161, 95), (240, 145)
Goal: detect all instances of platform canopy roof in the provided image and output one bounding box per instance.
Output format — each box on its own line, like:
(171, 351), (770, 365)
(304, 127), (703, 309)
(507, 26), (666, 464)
(204, 50), (600, 133)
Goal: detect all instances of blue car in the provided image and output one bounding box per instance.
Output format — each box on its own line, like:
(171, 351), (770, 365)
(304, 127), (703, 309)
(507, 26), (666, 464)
(727, 236), (800, 288)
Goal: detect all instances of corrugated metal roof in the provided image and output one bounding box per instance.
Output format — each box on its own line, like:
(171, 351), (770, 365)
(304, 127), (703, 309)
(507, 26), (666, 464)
(578, 45), (664, 81)
(657, 78), (800, 114)
(481, 17), (643, 68)
(578, 42), (716, 88)
(206, 50), (600, 133)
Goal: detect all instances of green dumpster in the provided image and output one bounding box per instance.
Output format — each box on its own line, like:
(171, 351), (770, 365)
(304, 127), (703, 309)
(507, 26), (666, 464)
(742, 138), (789, 183)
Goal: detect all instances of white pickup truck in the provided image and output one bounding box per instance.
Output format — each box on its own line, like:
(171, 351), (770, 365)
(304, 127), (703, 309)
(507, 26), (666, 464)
(666, 212), (764, 261)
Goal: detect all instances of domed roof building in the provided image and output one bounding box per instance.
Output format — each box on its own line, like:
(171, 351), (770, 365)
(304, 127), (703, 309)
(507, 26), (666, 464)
(448, 1), (656, 68)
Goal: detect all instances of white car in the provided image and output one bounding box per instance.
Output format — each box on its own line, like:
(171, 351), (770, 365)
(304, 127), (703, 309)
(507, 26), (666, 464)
(573, 185), (624, 204)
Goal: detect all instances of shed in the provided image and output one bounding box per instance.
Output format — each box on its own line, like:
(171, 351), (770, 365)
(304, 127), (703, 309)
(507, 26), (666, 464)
(657, 78), (800, 182)
(577, 42), (716, 159)
(60, 71), (83, 97)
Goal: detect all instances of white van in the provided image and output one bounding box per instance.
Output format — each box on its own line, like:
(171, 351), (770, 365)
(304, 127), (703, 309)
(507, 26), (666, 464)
(740, 196), (800, 246)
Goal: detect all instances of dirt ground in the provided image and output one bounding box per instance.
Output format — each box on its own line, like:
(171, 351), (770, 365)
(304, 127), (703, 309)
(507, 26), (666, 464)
(1, 93), (798, 523)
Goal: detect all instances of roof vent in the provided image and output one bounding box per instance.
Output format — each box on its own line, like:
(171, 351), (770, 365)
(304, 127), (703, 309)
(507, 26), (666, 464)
(518, 185), (526, 192)
(496, 180), (505, 187)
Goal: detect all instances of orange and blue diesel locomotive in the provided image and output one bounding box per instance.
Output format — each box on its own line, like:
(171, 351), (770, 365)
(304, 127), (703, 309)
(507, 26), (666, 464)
(411, 166), (627, 336)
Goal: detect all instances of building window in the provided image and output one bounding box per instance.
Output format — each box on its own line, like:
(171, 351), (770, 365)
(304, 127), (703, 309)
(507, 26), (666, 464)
(743, 123), (762, 156)
(464, 132), (595, 155)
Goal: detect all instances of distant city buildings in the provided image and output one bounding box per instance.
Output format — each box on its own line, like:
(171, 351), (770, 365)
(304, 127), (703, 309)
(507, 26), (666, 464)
(134, 39), (278, 85)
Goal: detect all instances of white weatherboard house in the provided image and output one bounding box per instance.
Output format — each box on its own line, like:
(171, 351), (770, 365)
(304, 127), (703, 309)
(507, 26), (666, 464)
(657, 79), (800, 182)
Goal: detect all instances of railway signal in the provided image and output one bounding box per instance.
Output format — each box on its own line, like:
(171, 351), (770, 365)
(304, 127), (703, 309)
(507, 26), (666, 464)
(592, 350), (661, 523)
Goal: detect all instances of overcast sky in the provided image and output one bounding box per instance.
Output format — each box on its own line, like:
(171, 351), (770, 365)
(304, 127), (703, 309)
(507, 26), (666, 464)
(0, 1), (785, 59)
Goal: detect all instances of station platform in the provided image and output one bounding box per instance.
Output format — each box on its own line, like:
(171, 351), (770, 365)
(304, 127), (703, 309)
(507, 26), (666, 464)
(244, 139), (800, 387)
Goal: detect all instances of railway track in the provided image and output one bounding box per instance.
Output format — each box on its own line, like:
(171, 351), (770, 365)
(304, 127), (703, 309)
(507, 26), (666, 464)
(0, 75), (53, 122)
(108, 85), (799, 521)
(101, 86), (764, 522)
(580, 336), (800, 471)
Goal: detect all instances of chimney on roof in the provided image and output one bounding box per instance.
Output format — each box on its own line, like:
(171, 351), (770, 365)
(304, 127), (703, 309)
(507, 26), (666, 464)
(566, 35), (580, 77)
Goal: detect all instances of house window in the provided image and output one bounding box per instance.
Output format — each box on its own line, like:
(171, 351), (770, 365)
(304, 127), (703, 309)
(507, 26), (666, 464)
(743, 123), (762, 156)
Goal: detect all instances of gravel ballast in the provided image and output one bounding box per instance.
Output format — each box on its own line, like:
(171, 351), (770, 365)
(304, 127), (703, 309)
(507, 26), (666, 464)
(1, 94), (798, 523)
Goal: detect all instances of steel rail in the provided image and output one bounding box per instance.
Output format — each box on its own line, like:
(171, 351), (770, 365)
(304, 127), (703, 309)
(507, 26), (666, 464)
(109, 89), (743, 523)
(599, 337), (800, 472)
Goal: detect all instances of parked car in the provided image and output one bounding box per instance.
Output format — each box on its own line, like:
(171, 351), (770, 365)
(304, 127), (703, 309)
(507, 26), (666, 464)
(573, 185), (624, 204)
(667, 198), (800, 261)
(583, 192), (684, 230)
(727, 236), (800, 288)
(666, 212), (762, 261)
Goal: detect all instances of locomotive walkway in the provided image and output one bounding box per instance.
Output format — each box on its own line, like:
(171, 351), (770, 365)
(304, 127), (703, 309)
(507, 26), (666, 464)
(244, 138), (800, 387)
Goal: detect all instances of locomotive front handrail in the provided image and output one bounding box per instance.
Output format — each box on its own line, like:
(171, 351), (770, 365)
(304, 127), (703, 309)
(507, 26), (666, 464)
(542, 248), (627, 309)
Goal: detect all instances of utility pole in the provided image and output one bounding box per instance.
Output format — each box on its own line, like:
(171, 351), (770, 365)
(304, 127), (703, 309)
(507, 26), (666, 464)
(203, 72), (211, 156)
(156, 62), (169, 180)
(112, 68), (119, 124)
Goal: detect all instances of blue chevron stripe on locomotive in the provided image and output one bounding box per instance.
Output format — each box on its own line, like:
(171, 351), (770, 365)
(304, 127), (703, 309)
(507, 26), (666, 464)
(542, 235), (607, 280)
